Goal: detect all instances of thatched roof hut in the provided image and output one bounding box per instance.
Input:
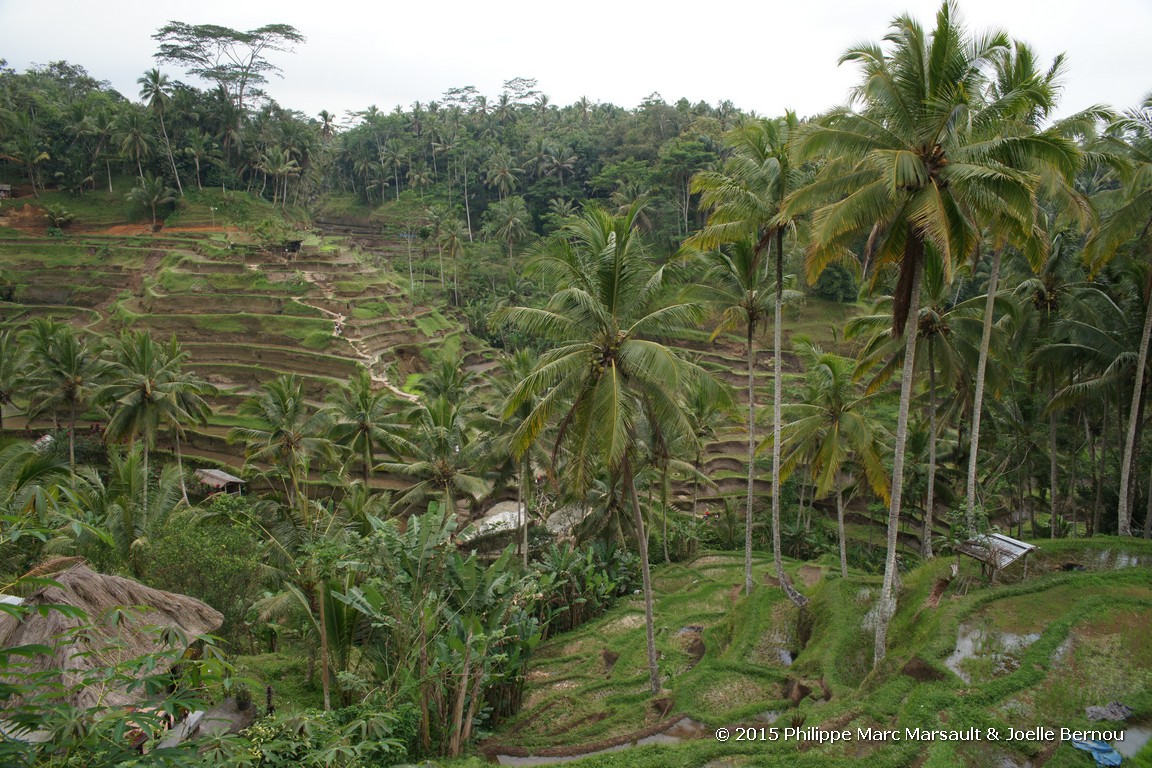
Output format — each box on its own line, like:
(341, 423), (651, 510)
(0, 563), (223, 710)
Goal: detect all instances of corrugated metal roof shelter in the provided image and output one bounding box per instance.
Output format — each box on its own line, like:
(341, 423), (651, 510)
(956, 532), (1037, 581)
(193, 468), (246, 494)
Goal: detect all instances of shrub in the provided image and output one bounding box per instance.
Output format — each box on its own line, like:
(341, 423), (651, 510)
(811, 262), (858, 302)
(145, 515), (266, 648)
(239, 704), (414, 767)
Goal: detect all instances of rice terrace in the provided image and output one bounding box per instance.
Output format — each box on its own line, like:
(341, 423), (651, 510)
(0, 2), (1151, 766)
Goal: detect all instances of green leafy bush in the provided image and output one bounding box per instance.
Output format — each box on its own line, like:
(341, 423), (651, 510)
(239, 704), (414, 767)
(145, 512), (266, 648)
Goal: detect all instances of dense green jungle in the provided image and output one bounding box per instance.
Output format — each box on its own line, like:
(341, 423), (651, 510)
(1, 3), (1151, 766)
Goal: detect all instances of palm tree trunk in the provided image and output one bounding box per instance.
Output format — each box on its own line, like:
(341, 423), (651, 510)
(462, 158), (473, 240)
(520, 454), (530, 567)
(1086, 412), (1098, 536)
(418, 623), (431, 751)
(692, 447), (701, 519)
(159, 114), (183, 196)
(318, 582), (332, 711)
(1118, 288), (1152, 536)
(661, 461), (670, 563)
(625, 455), (661, 697)
(924, 336), (937, 557)
(1097, 395), (1109, 536)
(967, 248), (1001, 529)
(448, 635), (472, 756)
(774, 231), (806, 608)
(142, 441), (150, 539)
(837, 483), (847, 578)
(874, 240), (922, 668)
(744, 320), (756, 595)
(175, 430), (189, 505)
(1050, 410), (1059, 538)
(1145, 471), (1152, 538)
(69, 400), (77, 472)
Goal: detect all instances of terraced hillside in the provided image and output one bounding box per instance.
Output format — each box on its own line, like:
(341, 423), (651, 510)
(484, 538), (1152, 767)
(0, 198), (918, 543)
(0, 202), (485, 487)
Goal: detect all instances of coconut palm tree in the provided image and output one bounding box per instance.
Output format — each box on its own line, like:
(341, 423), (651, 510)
(22, 319), (109, 472)
(126, 173), (176, 229)
(691, 238), (772, 594)
(689, 115), (808, 606)
(101, 331), (191, 524)
(114, 107), (153, 182)
(137, 68), (183, 196)
(1085, 96), (1152, 536)
(492, 348), (544, 566)
(963, 43), (1089, 533)
(483, 196), (531, 270)
(787, 1), (1069, 665)
(0, 330), (26, 430)
(183, 131), (217, 190)
(782, 338), (891, 577)
(228, 375), (335, 512)
(846, 249), (999, 554)
(494, 202), (708, 697)
(325, 368), (412, 484)
(440, 216), (468, 304)
(376, 393), (489, 514)
(485, 148), (520, 200)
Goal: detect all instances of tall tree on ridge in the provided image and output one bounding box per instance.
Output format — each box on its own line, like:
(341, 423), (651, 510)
(690, 115), (808, 606)
(1086, 96), (1152, 536)
(788, 1), (1063, 665)
(495, 203), (709, 696)
(138, 68), (184, 196)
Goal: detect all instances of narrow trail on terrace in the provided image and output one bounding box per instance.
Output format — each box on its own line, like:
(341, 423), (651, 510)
(292, 271), (418, 402)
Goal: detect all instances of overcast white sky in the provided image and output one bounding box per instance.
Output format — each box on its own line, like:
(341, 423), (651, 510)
(1, 0), (1148, 123)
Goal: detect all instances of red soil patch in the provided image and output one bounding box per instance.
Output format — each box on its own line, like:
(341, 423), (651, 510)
(92, 224), (152, 236)
(83, 224), (239, 236)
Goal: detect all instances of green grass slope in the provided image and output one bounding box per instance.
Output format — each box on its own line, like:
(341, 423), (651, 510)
(475, 537), (1152, 768)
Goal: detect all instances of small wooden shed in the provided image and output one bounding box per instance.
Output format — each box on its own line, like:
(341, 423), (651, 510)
(956, 532), (1037, 582)
(193, 468), (246, 495)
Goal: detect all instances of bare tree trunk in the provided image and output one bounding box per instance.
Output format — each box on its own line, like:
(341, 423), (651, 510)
(874, 243), (922, 668)
(69, 400), (77, 472)
(1118, 287), (1152, 536)
(462, 159), (473, 240)
(159, 113), (183, 196)
(1145, 471), (1152, 538)
(175, 430), (189, 505)
(448, 635), (472, 756)
(837, 484), (848, 578)
(418, 625), (431, 751)
(318, 583), (332, 711)
(967, 248), (1001, 529)
(1142, 461), (1152, 540)
(924, 337), (937, 557)
(661, 461), (670, 563)
(142, 441), (150, 544)
(745, 320), (756, 595)
(1050, 409), (1059, 538)
(519, 455), (529, 567)
(460, 655), (483, 745)
(625, 456), (661, 697)
(774, 231), (806, 607)
(1086, 412), (1099, 537)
